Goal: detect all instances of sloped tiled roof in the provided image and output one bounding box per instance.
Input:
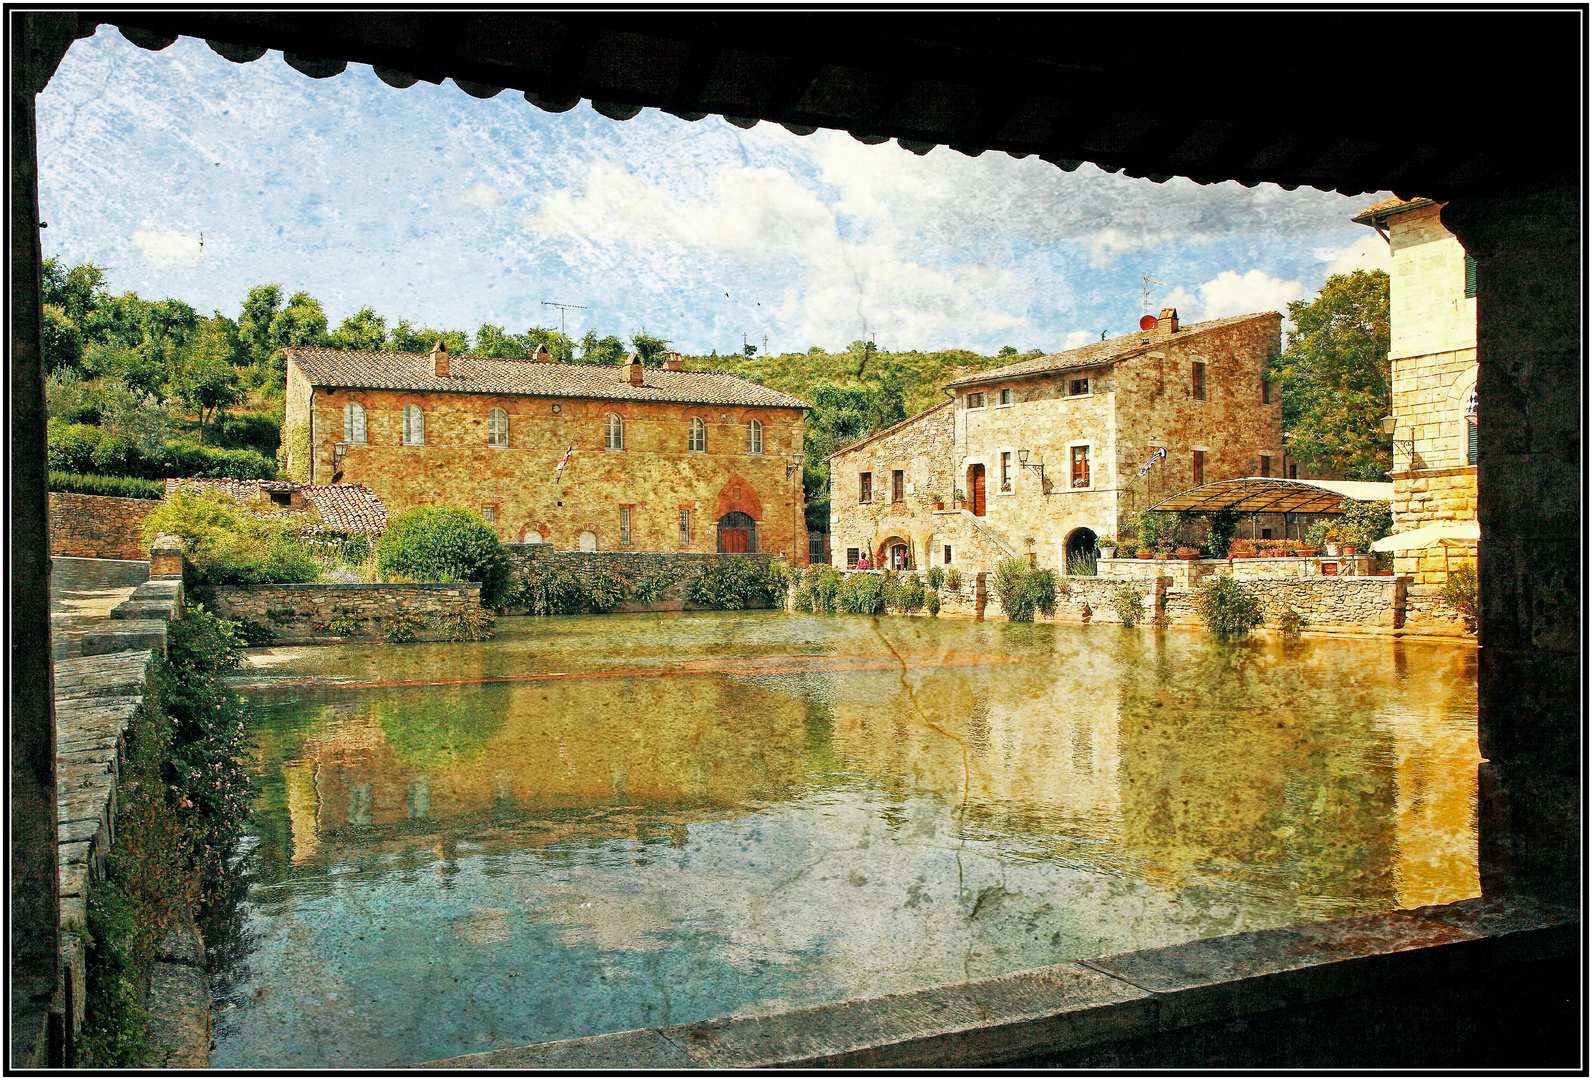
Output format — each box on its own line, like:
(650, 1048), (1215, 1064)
(163, 478), (390, 535)
(285, 348), (811, 410)
(944, 312), (1281, 389)
(1352, 196), (1438, 225)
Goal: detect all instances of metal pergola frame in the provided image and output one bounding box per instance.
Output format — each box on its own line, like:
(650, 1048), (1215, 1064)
(1147, 477), (1395, 516)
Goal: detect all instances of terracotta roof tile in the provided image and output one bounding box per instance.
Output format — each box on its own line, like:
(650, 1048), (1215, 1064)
(1352, 196), (1437, 224)
(285, 348), (811, 410)
(945, 312), (1280, 389)
(163, 478), (390, 535)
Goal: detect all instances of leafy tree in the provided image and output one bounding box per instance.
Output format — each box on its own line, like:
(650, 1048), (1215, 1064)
(524, 327), (573, 363)
(173, 352), (242, 443)
(41, 304), (82, 373)
(579, 330), (626, 365)
(1269, 270), (1391, 480)
(237, 284), (285, 366)
(41, 257), (107, 323)
(630, 331), (670, 366)
(90, 381), (174, 475)
(375, 504), (514, 607)
(328, 307), (387, 351)
(474, 323), (532, 359)
(389, 319), (469, 355)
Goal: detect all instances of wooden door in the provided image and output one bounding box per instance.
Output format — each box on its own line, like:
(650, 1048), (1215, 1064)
(721, 528), (749, 553)
(971, 465), (986, 516)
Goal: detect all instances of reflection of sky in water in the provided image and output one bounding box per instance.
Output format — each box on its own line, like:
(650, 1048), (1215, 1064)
(213, 613), (1480, 1069)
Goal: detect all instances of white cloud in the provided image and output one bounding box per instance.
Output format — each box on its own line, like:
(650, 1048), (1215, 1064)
(1158, 285), (1199, 318)
(1197, 270), (1305, 320)
(1062, 330), (1093, 350)
(131, 228), (202, 264)
(454, 182), (502, 213)
(1322, 232), (1392, 276)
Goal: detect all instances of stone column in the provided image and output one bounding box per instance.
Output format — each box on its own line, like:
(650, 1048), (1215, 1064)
(1442, 183), (1579, 904)
(10, 13), (87, 1067)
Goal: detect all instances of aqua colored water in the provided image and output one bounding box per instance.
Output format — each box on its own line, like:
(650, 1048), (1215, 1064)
(209, 613), (1480, 1068)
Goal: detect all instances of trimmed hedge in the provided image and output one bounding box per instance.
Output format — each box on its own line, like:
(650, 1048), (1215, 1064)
(45, 420), (278, 481)
(48, 471), (165, 500)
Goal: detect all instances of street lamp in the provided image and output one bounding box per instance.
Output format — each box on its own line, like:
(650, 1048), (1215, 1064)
(1016, 448), (1048, 487)
(786, 452), (804, 480)
(1381, 416), (1415, 471)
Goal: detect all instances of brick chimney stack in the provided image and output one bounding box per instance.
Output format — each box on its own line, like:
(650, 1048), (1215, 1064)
(624, 353), (645, 386)
(662, 351), (684, 371)
(1158, 308), (1179, 334)
(531, 343), (553, 363)
(431, 339), (449, 377)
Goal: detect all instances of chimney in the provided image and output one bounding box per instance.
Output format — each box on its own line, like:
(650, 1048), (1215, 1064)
(431, 339), (449, 377)
(1158, 307), (1179, 333)
(623, 353), (645, 386)
(662, 351), (684, 371)
(531, 343), (553, 363)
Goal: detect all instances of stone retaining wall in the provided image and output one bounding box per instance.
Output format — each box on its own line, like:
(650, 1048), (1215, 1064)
(211, 582), (483, 643)
(48, 492), (159, 560)
(505, 546), (784, 611)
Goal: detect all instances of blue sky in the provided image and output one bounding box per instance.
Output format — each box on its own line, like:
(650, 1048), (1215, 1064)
(37, 28), (1391, 356)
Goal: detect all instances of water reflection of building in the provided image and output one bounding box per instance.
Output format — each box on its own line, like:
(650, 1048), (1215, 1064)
(273, 674), (814, 865)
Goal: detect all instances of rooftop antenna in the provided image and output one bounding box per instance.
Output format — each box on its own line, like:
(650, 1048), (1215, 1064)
(1141, 274), (1165, 315)
(540, 300), (588, 339)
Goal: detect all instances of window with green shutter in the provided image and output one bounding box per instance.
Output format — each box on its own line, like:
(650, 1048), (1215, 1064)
(1464, 254), (1478, 298)
(1468, 421), (1478, 465)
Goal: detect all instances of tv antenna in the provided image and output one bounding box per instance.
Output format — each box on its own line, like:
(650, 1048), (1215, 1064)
(1141, 274), (1165, 315)
(540, 300), (587, 339)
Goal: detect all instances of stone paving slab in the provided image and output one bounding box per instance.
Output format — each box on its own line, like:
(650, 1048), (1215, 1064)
(145, 962), (211, 1068)
(80, 621), (168, 657)
(418, 1029), (695, 1070)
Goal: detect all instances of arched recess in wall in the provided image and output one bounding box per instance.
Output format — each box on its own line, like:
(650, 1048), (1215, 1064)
(714, 476), (763, 523)
(717, 511), (757, 553)
(1064, 526), (1099, 566)
(878, 535), (911, 570)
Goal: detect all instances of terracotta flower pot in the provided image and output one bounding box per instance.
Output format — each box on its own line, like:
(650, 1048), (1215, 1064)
(1341, 544), (1358, 555)
(933, 502), (944, 511)
(1153, 553), (1171, 561)
(1137, 552), (1153, 560)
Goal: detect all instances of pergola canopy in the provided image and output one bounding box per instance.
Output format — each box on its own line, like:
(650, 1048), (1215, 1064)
(1148, 477), (1393, 516)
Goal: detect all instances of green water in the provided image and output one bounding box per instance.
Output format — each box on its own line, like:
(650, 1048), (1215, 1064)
(210, 612), (1480, 1068)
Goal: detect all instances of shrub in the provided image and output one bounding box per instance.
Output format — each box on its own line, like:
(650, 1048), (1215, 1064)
(375, 504), (514, 608)
(1203, 507), (1242, 559)
(687, 557), (779, 610)
(205, 411), (282, 456)
(1440, 562), (1478, 619)
(1066, 551), (1097, 576)
(324, 608), (364, 636)
(381, 609), (426, 642)
(232, 617), (276, 646)
(48, 470), (165, 500)
(140, 489), (320, 601)
(510, 566), (588, 615)
(1339, 499), (1393, 550)
(432, 606), (497, 641)
(945, 567), (962, 591)
(837, 571), (886, 615)
(47, 420), (103, 473)
(925, 592), (941, 616)
(794, 565), (843, 613)
(1111, 584), (1145, 627)
(583, 569), (635, 613)
(1193, 576), (1264, 637)
(1275, 606), (1307, 638)
(631, 570), (680, 606)
(898, 573), (926, 611)
(992, 559), (1057, 622)
(155, 441), (279, 481)
(925, 565), (945, 590)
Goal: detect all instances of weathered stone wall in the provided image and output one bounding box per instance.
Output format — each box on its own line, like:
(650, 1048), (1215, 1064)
(288, 361), (808, 565)
(825, 402), (959, 569)
(1391, 466), (1478, 583)
(505, 546), (785, 611)
(211, 582), (482, 643)
(48, 492), (160, 559)
(1161, 576), (1403, 631)
(1388, 202), (1477, 362)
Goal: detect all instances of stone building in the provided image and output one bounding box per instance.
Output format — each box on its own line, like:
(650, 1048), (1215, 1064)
(282, 342), (810, 561)
(826, 310), (1283, 573)
(1353, 197), (1478, 586)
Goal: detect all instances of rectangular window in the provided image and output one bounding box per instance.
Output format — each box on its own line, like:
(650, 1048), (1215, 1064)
(1261, 528), (1273, 540)
(481, 505), (496, 524)
(1468, 420), (1478, 465)
(999, 388), (1012, 405)
(943, 544), (952, 564)
(679, 509), (691, 545)
(846, 547), (860, 569)
(966, 392), (985, 409)
(1464, 253), (1478, 299)
(892, 470), (904, 502)
(1193, 450), (1205, 485)
(1289, 462), (1298, 479)
(1000, 451), (1012, 492)
(859, 472), (872, 504)
(1070, 378), (1089, 397)
(1192, 362), (1207, 401)
(1259, 454), (1272, 477)
(1262, 379), (1272, 405)
(619, 507), (632, 545)
(1071, 445), (1090, 488)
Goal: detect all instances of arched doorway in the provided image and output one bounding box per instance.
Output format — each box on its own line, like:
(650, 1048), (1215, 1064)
(880, 536), (911, 570)
(717, 511), (757, 553)
(967, 464), (986, 516)
(578, 531), (598, 551)
(1064, 527), (1098, 569)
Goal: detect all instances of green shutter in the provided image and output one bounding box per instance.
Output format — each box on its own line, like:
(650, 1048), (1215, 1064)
(1464, 254), (1478, 299)
(1468, 421), (1478, 465)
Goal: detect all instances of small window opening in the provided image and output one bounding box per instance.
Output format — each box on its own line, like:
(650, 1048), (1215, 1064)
(1192, 362), (1207, 401)
(859, 472), (872, 504)
(892, 469), (904, 502)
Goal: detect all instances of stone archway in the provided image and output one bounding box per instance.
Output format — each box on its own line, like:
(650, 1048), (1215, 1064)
(1064, 527), (1098, 569)
(717, 511), (757, 553)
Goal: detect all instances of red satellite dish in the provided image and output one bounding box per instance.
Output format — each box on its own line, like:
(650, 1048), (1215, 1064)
(1139, 314), (1159, 331)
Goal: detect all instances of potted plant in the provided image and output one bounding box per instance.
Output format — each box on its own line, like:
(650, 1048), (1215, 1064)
(1097, 536), (1118, 559)
(1341, 543), (1358, 555)
(1136, 545), (1154, 559)
(927, 492), (944, 511)
(953, 488), (967, 510)
(1175, 546), (1201, 560)
(1153, 539), (1174, 561)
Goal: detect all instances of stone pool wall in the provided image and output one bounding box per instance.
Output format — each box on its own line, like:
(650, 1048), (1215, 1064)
(48, 492), (160, 560)
(503, 546), (786, 611)
(212, 582), (483, 643)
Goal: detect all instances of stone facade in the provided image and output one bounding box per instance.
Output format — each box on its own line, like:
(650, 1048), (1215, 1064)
(827, 311), (1283, 575)
(211, 582), (483, 644)
(283, 347), (811, 565)
(1355, 198), (1478, 586)
(503, 547), (786, 611)
(48, 492), (159, 559)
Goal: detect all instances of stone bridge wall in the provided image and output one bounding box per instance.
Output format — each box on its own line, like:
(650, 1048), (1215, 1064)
(212, 582), (483, 643)
(48, 492), (160, 559)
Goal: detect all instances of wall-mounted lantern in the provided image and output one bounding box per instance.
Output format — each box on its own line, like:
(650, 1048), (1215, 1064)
(786, 452), (804, 480)
(1381, 416), (1415, 470)
(1016, 448), (1047, 487)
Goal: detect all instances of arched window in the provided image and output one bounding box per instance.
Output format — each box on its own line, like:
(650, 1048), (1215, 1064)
(343, 402), (366, 444)
(688, 416), (706, 452)
(487, 407), (509, 448)
(747, 418), (763, 455)
(605, 413), (624, 450)
(403, 405), (425, 446)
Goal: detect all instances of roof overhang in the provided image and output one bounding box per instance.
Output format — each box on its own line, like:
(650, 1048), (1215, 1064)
(1371, 520), (1479, 551)
(1148, 477), (1394, 516)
